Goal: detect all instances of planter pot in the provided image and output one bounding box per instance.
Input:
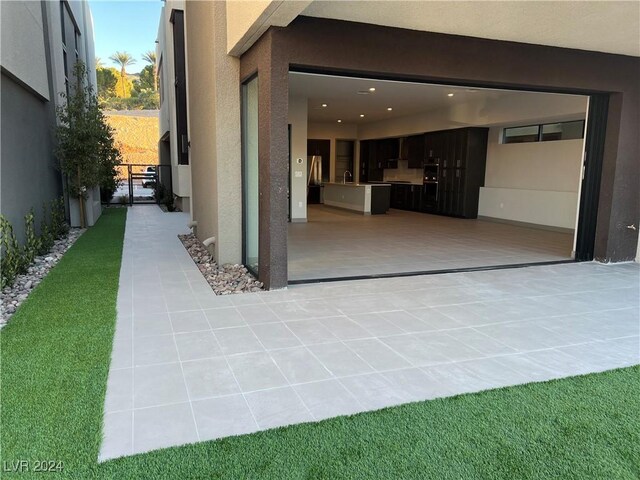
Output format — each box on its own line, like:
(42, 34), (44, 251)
(69, 186), (102, 227)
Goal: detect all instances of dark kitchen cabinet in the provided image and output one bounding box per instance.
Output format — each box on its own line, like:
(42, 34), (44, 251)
(429, 127), (488, 218)
(360, 140), (384, 182)
(389, 183), (422, 211)
(390, 184), (407, 209)
(376, 138), (400, 169)
(360, 138), (400, 181)
(404, 134), (426, 168)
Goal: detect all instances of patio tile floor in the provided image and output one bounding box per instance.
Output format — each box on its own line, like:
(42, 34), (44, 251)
(100, 206), (640, 460)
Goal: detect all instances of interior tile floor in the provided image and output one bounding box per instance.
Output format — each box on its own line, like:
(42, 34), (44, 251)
(101, 205), (639, 461)
(288, 205), (574, 281)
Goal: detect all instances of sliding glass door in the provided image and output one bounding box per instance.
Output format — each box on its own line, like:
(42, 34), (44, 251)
(242, 77), (259, 275)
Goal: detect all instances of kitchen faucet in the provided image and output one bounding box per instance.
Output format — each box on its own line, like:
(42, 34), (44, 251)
(343, 171), (352, 183)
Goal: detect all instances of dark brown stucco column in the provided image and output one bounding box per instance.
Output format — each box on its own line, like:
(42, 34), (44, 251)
(241, 32), (289, 290)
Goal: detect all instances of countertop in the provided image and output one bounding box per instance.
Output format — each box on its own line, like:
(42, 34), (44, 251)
(323, 182), (391, 187)
(370, 180), (423, 186)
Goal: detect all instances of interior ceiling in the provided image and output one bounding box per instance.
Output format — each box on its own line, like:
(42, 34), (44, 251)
(289, 72), (579, 124)
(302, 1), (640, 57)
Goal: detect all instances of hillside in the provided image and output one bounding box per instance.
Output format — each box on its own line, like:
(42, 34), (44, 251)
(105, 111), (159, 166)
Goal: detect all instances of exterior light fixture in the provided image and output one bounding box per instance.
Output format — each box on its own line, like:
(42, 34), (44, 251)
(321, 103), (328, 107)
(369, 87), (376, 92)
(337, 119), (342, 123)
(360, 114), (365, 118)
(387, 107), (393, 111)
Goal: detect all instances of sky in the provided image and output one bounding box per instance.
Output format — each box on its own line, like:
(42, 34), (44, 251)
(89, 0), (163, 73)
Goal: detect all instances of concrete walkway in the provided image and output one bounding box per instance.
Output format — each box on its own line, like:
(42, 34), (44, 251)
(100, 205), (640, 460)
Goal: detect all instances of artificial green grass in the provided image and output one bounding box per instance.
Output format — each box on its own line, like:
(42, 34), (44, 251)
(1, 208), (639, 479)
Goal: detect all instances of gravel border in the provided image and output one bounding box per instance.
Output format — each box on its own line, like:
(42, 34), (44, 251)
(178, 234), (264, 295)
(0, 228), (84, 327)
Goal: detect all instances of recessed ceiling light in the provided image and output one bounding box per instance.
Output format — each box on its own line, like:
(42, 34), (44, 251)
(337, 119), (342, 123)
(387, 107), (393, 111)
(465, 88), (478, 93)
(369, 87), (376, 92)
(321, 103), (328, 107)
(447, 93), (454, 97)
(360, 114), (365, 118)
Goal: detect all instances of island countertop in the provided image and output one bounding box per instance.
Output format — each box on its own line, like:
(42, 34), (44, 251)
(323, 182), (391, 187)
(322, 183), (391, 214)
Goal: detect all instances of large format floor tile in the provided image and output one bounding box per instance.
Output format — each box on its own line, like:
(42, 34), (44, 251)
(100, 206), (640, 461)
(288, 205), (574, 281)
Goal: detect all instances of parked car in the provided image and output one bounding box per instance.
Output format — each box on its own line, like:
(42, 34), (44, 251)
(142, 166), (157, 188)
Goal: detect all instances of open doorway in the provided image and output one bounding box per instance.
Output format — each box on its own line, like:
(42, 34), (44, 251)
(287, 72), (590, 282)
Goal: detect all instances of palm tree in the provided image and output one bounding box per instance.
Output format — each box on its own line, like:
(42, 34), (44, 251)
(95, 57), (104, 69)
(142, 50), (158, 92)
(109, 51), (136, 97)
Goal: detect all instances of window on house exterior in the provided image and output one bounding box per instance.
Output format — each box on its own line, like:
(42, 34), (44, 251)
(60, 1), (81, 95)
(158, 57), (164, 104)
(502, 120), (585, 144)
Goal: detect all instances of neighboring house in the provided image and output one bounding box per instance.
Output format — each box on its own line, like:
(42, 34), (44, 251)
(157, 0), (640, 290)
(1, 0), (98, 242)
(156, 1), (191, 212)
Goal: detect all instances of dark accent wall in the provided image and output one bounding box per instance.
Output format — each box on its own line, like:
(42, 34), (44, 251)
(1, 73), (61, 243)
(171, 9), (189, 165)
(241, 16), (640, 289)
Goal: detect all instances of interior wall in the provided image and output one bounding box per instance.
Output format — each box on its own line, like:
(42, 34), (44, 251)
(478, 127), (584, 229)
(307, 121), (358, 182)
(288, 96), (308, 221)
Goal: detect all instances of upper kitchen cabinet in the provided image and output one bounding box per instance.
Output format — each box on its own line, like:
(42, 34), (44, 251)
(404, 134), (426, 168)
(436, 127), (488, 218)
(377, 138), (400, 169)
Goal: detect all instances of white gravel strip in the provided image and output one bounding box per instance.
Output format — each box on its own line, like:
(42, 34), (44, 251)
(0, 228), (85, 327)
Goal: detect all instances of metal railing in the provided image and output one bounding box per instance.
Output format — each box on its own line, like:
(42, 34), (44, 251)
(109, 164), (173, 206)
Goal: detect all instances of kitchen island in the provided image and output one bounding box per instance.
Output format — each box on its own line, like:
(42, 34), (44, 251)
(323, 182), (391, 214)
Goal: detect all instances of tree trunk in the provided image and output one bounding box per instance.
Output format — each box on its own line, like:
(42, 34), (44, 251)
(77, 167), (86, 229)
(121, 67), (126, 97)
(153, 65), (158, 92)
(78, 194), (86, 229)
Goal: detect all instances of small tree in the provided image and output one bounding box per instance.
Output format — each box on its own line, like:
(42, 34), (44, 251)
(141, 50), (158, 92)
(96, 66), (118, 99)
(55, 62), (122, 228)
(109, 51), (136, 97)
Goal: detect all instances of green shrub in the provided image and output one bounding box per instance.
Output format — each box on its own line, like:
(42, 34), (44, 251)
(23, 209), (41, 266)
(38, 203), (55, 255)
(51, 197), (69, 238)
(0, 216), (26, 289)
(0, 198), (71, 289)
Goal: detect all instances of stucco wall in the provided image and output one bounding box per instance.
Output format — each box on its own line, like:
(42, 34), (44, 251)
(1, 73), (61, 243)
(186, 0), (242, 264)
(0, 1), (50, 100)
(157, 1), (191, 204)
